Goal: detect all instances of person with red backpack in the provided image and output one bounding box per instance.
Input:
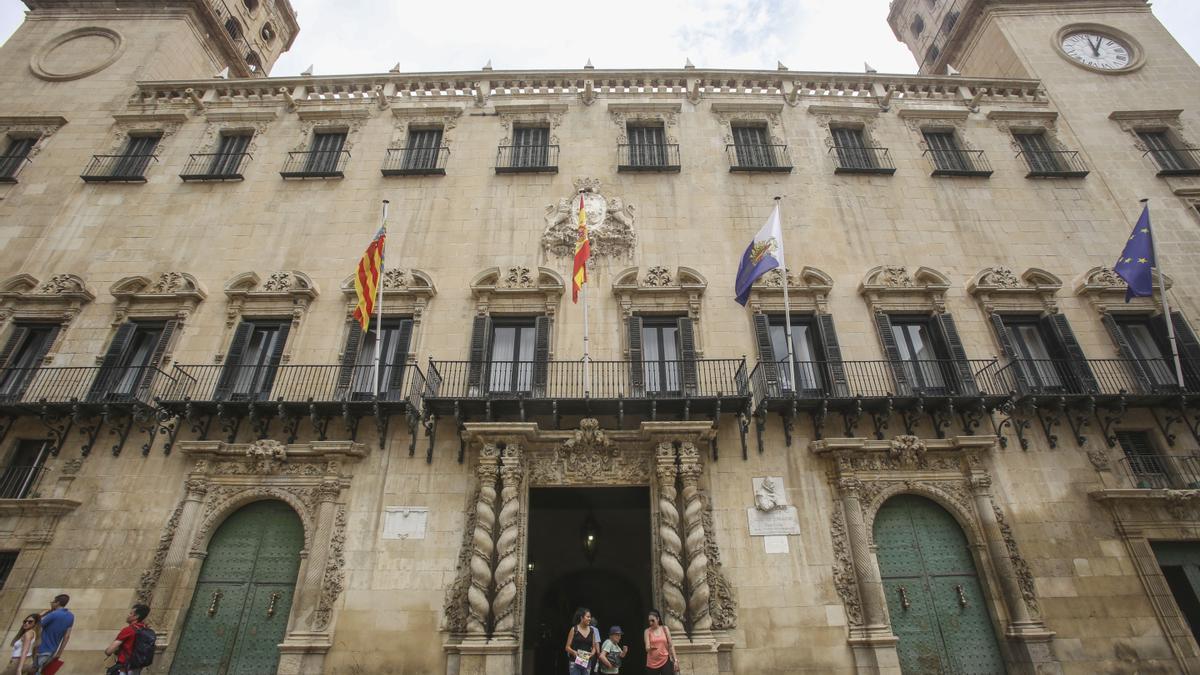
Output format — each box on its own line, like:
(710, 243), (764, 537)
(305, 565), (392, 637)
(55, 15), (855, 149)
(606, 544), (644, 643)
(103, 604), (154, 675)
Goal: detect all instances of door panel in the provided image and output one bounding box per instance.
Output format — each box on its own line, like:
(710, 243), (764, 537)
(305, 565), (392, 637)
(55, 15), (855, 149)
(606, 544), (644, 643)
(228, 582), (296, 675)
(170, 582), (250, 675)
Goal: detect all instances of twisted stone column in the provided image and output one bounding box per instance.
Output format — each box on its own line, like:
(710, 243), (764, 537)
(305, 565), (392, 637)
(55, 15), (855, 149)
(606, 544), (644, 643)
(165, 478), (207, 567)
(839, 478), (889, 631)
(303, 480), (342, 629)
(655, 443), (686, 633)
(467, 445), (500, 635)
(491, 444), (523, 636)
(678, 443), (711, 631)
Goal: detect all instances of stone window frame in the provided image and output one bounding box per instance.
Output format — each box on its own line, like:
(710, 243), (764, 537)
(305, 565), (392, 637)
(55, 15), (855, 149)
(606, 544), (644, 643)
(106, 272), (207, 367)
(194, 110), (276, 156)
(966, 266), (1062, 317)
(291, 108), (371, 154)
(103, 112), (188, 155)
(1109, 109), (1196, 162)
(986, 109), (1073, 154)
(0, 115), (67, 166)
(0, 274), (96, 363)
(809, 104), (885, 158)
(389, 105), (463, 151)
(814, 435), (1057, 671)
(1073, 265), (1170, 319)
(859, 265), (952, 315)
(744, 266), (833, 316)
(608, 102), (681, 146)
(338, 268), (436, 366)
(897, 107), (980, 155)
(612, 266), (707, 359)
(711, 101), (785, 151)
(495, 103), (567, 147)
(219, 271), (319, 364)
(470, 266), (564, 357)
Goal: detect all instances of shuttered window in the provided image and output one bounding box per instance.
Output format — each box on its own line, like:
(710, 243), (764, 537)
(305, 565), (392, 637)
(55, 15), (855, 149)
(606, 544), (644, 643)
(923, 131), (967, 171)
(208, 133), (251, 176)
(1138, 131), (1197, 172)
(488, 319), (538, 393)
(0, 136), (36, 179)
(0, 323), (59, 401)
(1015, 132), (1063, 173)
(832, 127), (875, 169)
(1114, 317), (1177, 387)
(0, 439), (49, 499)
(305, 131), (347, 173)
(404, 128), (443, 170)
(112, 134), (160, 178)
(0, 552), (16, 591)
(338, 319), (414, 401)
(215, 321), (288, 401)
(512, 127), (549, 168)
(1117, 430), (1172, 488)
(628, 125), (667, 167)
(766, 316), (821, 392)
(87, 321), (175, 401)
(733, 125), (774, 168)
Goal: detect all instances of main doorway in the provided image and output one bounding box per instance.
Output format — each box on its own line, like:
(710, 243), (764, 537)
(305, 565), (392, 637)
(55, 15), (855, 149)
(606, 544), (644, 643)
(170, 500), (303, 675)
(523, 487), (653, 675)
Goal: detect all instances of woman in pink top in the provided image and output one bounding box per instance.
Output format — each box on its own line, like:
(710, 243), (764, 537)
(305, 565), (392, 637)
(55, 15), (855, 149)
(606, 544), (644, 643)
(643, 609), (679, 674)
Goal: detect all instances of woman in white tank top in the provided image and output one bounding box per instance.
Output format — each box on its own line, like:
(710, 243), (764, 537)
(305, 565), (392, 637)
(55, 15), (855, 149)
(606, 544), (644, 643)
(1, 614), (40, 675)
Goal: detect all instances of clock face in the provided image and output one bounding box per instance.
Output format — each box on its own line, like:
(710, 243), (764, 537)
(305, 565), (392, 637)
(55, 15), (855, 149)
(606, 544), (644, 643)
(1061, 32), (1133, 70)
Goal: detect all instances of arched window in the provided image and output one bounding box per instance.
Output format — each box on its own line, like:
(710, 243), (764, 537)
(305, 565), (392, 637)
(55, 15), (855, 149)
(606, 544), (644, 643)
(242, 0), (259, 12)
(260, 22), (276, 43)
(224, 17), (242, 41)
(245, 51), (262, 74)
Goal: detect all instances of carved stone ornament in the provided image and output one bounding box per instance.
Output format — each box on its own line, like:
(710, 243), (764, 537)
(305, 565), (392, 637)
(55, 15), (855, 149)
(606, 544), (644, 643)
(109, 273), (207, 326)
(106, 112), (187, 153)
(338, 269), (435, 325)
(860, 265), (952, 314)
(390, 105), (462, 148)
(195, 112), (275, 155)
(291, 109), (371, 153)
(0, 116), (67, 160)
(609, 102), (679, 145)
(712, 102), (785, 146)
(700, 492), (737, 629)
(542, 178), (637, 260)
(807, 104), (881, 149)
(747, 266), (835, 314)
(244, 439), (287, 472)
(38, 274), (91, 296)
(753, 477), (786, 512)
(968, 267), (1062, 315)
(136, 502), (184, 603)
(829, 503), (864, 626)
(1164, 490), (1200, 520)
(0, 273), (95, 333)
(222, 271), (319, 360)
(888, 435), (927, 468)
(1074, 266), (1171, 313)
(496, 103), (566, 146)
(644, 266), (672, 287)
(527, 419), (649, 486)
(1109, 109), (1188, 151)
(991, 503), (1040, 616)
(980, 267), (1021, 288)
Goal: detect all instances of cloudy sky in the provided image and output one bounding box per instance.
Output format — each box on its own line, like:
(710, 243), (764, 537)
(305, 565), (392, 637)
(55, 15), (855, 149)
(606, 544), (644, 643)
(0, 0), (1196, 76)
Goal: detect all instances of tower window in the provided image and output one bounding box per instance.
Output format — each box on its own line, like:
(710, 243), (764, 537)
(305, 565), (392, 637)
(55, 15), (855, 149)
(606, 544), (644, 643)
(242, 0), (259, 12)
(224, 17), (242, 41)
(261, 22), (276, 43)
(910, 15), (925, 37)
(245, 51), (262, 73)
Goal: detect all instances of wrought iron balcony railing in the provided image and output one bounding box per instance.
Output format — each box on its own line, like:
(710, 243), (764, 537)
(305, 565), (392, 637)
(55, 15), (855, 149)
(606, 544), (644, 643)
(279, 150), (351, 178)
(0, 465), (47, 500)
(726, 144), (793, 172)
(0, 154), (32, 183)
(923, 148), (993, 177)
(495, 145), (559, 173)
(995, 357), (1200, 398)
(1144, 148), (1200, 177)
(750, 359), (1008, 408)
(80, 154), (158, 182)
(829, 145), (896, 175)
(381, 146), (449, 176)
(179, 152), (252, 181)
(0, 366), (170, 407)
(1017, 150), (1089, 178)
(157, 364), (425, 409)
(1119, 454), (1200, 490)
(617, 144), (681, 172)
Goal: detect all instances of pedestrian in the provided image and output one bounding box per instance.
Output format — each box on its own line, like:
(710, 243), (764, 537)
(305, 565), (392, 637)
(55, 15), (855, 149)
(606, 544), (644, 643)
(1, 613), (40, 674)
(103, 604), (151, 675)
(598, 625), (628, 674)
(564, 607), (597, 675)
(643, 609), (679, 674)
(34, 594), (72, 675)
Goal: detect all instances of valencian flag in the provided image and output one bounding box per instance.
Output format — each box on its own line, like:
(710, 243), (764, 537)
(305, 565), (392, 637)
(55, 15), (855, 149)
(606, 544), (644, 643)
(734, 204), (784, 306)
(572, 194), (590, 303)
(352, 227), (386, 331)
(1114, 205), (1155, 302)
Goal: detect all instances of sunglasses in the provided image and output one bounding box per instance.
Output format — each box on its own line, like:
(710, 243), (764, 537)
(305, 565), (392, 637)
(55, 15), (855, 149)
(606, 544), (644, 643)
(21, 620), (33, 625)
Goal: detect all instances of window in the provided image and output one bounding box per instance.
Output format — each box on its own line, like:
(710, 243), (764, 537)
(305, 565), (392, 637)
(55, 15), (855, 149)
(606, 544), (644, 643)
(1109, 316), (1178, 388)
(941, 10), (959, 33)
(224, 17), (242, 40)
(876, 312), (977, 395)
(910, 15), (925, 37)
(242, 0), (259, 11)
(832, 127), (876, 170)
(0, 439), (49, 499)
(0, 324), (59, 401)
(0, 552), (15, 591)
(753, 313), (846, 397)
(512, 127), (550, 168)
(1000, 317), (1063, 391)
(627, 125), (667, 167)
(89, 321), (176, 401)
(1117, 430), (1174, 488)
(112, 134), (160, 178)
(261, 23), (276, 43)
(403, 128), (443, 171)
(628, 316), (698, 396)
(1139, 131), (1199, 173)
(927, 44), (941, 63)
(208, 132), (251, 177)
(733, 125), (774, 168)
(890, 318), (950, 392)
(214, 320), (288, 401)
(338, 319), (413, 401)
(991, 313), (1096, 395)
(305, 131), (347, 174)
(1015, 132), (1063, 174)
(488, 319), (537, 394)
(0, 136), (36, 180)
(245, 51), (262, 74)
(769, 316), (821, 392)
(924, 130), (967, 172)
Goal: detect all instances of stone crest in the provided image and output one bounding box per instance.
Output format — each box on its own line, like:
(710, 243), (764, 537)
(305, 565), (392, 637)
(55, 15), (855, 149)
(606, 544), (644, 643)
(245, 439), (287, 473)
(542, 178), (636, 260)
(888, 435), (927, 468)
(526, 419), (650, 486)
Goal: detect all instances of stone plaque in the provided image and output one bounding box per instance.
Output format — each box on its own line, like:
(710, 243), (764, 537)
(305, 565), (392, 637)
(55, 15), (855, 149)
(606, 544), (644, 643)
(383, 507), (428, 540)
(747, 506), (802, 536)
(764, 535), (790, 554)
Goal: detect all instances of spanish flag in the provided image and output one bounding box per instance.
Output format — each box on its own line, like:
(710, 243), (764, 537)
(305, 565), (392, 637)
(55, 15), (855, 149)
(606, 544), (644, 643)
(572, 194), (590, 303)
(352, 227), (386, 332)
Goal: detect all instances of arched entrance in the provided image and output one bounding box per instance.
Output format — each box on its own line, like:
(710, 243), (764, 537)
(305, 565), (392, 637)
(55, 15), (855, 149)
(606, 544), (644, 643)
(874, 494), (1006, 674)
(170, 500), (304, 675)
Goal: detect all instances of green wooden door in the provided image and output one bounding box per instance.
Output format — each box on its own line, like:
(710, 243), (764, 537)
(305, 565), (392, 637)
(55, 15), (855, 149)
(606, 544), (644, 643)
(875, 495), (1006, 674)
(171, 500), (304, 675)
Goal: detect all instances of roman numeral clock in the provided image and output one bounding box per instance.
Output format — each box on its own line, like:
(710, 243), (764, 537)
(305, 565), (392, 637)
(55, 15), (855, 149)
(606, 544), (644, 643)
(1057, 25), (1143, 74)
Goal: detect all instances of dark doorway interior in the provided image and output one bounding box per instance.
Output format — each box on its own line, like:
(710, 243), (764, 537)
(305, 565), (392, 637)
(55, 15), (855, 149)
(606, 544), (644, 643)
(524, 486), (652, 675)
(1153, 542), (1200, 647)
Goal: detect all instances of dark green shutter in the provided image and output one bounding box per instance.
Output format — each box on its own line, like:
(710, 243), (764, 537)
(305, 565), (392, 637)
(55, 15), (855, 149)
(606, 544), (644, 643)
(0, 326), (29, 369)
(88, 322), (137, 400)
(677, 317), (699, 396)
(1101, 314), (1152, 394)
(1043, 313), (1098, 393)
(335, 323), (363, 400)
(136, 320), (177, 395)
(466, 315), (491, 393)
(1170, 312), (1200, 386)
(935, 313), (977, 395)
(255, 324), (289, 400)
(752, 314), (778, 394)
(988, 314), (1030, 394)
(214, 322), (255, 400)
(816, 314), (849, 397)
(533, 315), (551, 396)
(389, 319), (415, 393)
(628, 316), (644, 396)
(875, 312), (910, 395)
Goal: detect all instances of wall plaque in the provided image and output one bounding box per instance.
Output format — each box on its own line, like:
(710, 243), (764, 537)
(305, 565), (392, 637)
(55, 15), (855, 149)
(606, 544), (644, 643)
(383, 507), (429, 540)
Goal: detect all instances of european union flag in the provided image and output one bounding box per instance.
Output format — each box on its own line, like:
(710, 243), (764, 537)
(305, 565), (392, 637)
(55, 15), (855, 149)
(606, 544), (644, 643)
(1114, 205), (1155, 302)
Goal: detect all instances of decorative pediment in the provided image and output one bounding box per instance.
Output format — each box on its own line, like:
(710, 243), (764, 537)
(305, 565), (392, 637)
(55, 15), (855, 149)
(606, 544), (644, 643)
(612, 266), (706, 319)
(542, 178), (636, 260)
(471, 266), (563, 316)
(859, 265), (951, 313)
(608, 102), (681, 145)
(390, 105), (463, 147)
(0, 273), (95, 327)
(109, 272), (207, 324)
(219, 272), (318, 362)
(495, 103), (567, 146)
(712, 101), (784, 146)
(1074, 265), (1171, 314)
(967, 266), (1062, 314)
(339, 268), (435, 322)
(746, 266), (834, 314)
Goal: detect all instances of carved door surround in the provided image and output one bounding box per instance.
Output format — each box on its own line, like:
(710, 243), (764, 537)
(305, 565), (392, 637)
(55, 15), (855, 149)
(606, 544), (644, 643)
(139, 439), (364, 675)
(442, 419), (737, 675)
(813, 434), (1060, 673)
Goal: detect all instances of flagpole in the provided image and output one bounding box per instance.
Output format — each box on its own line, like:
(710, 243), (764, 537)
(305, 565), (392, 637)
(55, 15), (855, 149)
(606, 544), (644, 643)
(775, 197), (798, 397)
(581, 190), (591, 397)
(1144, 199), (1185, 387)
(375, 200), (389, 397)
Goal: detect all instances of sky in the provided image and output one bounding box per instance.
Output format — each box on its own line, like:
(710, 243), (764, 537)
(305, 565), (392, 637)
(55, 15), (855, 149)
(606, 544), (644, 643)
(0, 0), (1195, 77)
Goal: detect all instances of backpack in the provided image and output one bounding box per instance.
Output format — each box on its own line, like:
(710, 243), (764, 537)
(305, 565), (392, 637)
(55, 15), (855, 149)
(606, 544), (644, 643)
(127, 624), (156, 669)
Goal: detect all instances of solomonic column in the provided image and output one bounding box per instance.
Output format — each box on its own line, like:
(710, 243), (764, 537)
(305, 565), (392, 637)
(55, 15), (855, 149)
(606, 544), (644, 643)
(491, 444), (523, 639)
(655, 443), (686, 633)
(677, 442), (711, 631)
(839, 477), (893, 640)
(467, 445), (500, 636)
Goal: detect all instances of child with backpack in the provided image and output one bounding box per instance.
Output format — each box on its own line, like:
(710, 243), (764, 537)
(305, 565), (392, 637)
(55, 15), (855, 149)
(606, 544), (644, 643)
(104, 604), (155, 675)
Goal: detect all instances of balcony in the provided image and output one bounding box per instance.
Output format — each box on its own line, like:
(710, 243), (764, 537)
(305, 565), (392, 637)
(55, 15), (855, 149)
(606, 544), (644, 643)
(0, 366), (168, 410)
(80, 154), (157, 183)
(829, 145), (896, 175)
(1018, 150), (1089, 178)
(727, 144), (793, 172)
(279, 150), (350, 179)
(0, 465), (47, 499)
(1119, 454), (1200, 490)
(750, 359), (1010, 410)
(381, 147), (449, 176)
(995, 358), (1200, 402)
(923, 149), (993, 177)
(617, 144), (681, 173)
(0, 154), (31, 183)
(179, 152), (252, 181)
(1145, 148), (1200, 177)
(495, 145), (559, 174)
(424, 359), (749, 421)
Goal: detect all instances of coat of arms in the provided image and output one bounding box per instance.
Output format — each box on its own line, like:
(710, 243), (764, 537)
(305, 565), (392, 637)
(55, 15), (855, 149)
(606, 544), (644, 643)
(542, 178), (636, 260)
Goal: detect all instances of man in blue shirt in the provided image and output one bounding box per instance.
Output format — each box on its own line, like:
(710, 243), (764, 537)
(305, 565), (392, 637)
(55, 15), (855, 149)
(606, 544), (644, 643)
(36, 593), (73, 673)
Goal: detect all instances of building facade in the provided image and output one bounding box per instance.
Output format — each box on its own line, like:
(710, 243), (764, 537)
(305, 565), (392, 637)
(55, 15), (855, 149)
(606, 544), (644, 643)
(0, 0), (1199, 673)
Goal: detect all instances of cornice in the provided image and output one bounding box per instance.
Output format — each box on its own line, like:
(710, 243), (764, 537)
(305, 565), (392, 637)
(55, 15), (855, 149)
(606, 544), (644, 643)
(204, 110), (278, 123)
(986, 109), (1058, 121)
(112, 112), (190, 125)
(295, 107), (372, 121)
(710, 101), (784, 114)
(493, 103), (570, 115)
(896, 108), (970, 121)
(391, 105), (465, 118)
(808, 104), (880, 117)
(1108, 109), (1183, 122)
(0, 115), (68, 127)
(0, 498), (81, 517)
(607, 102), (683, 113)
